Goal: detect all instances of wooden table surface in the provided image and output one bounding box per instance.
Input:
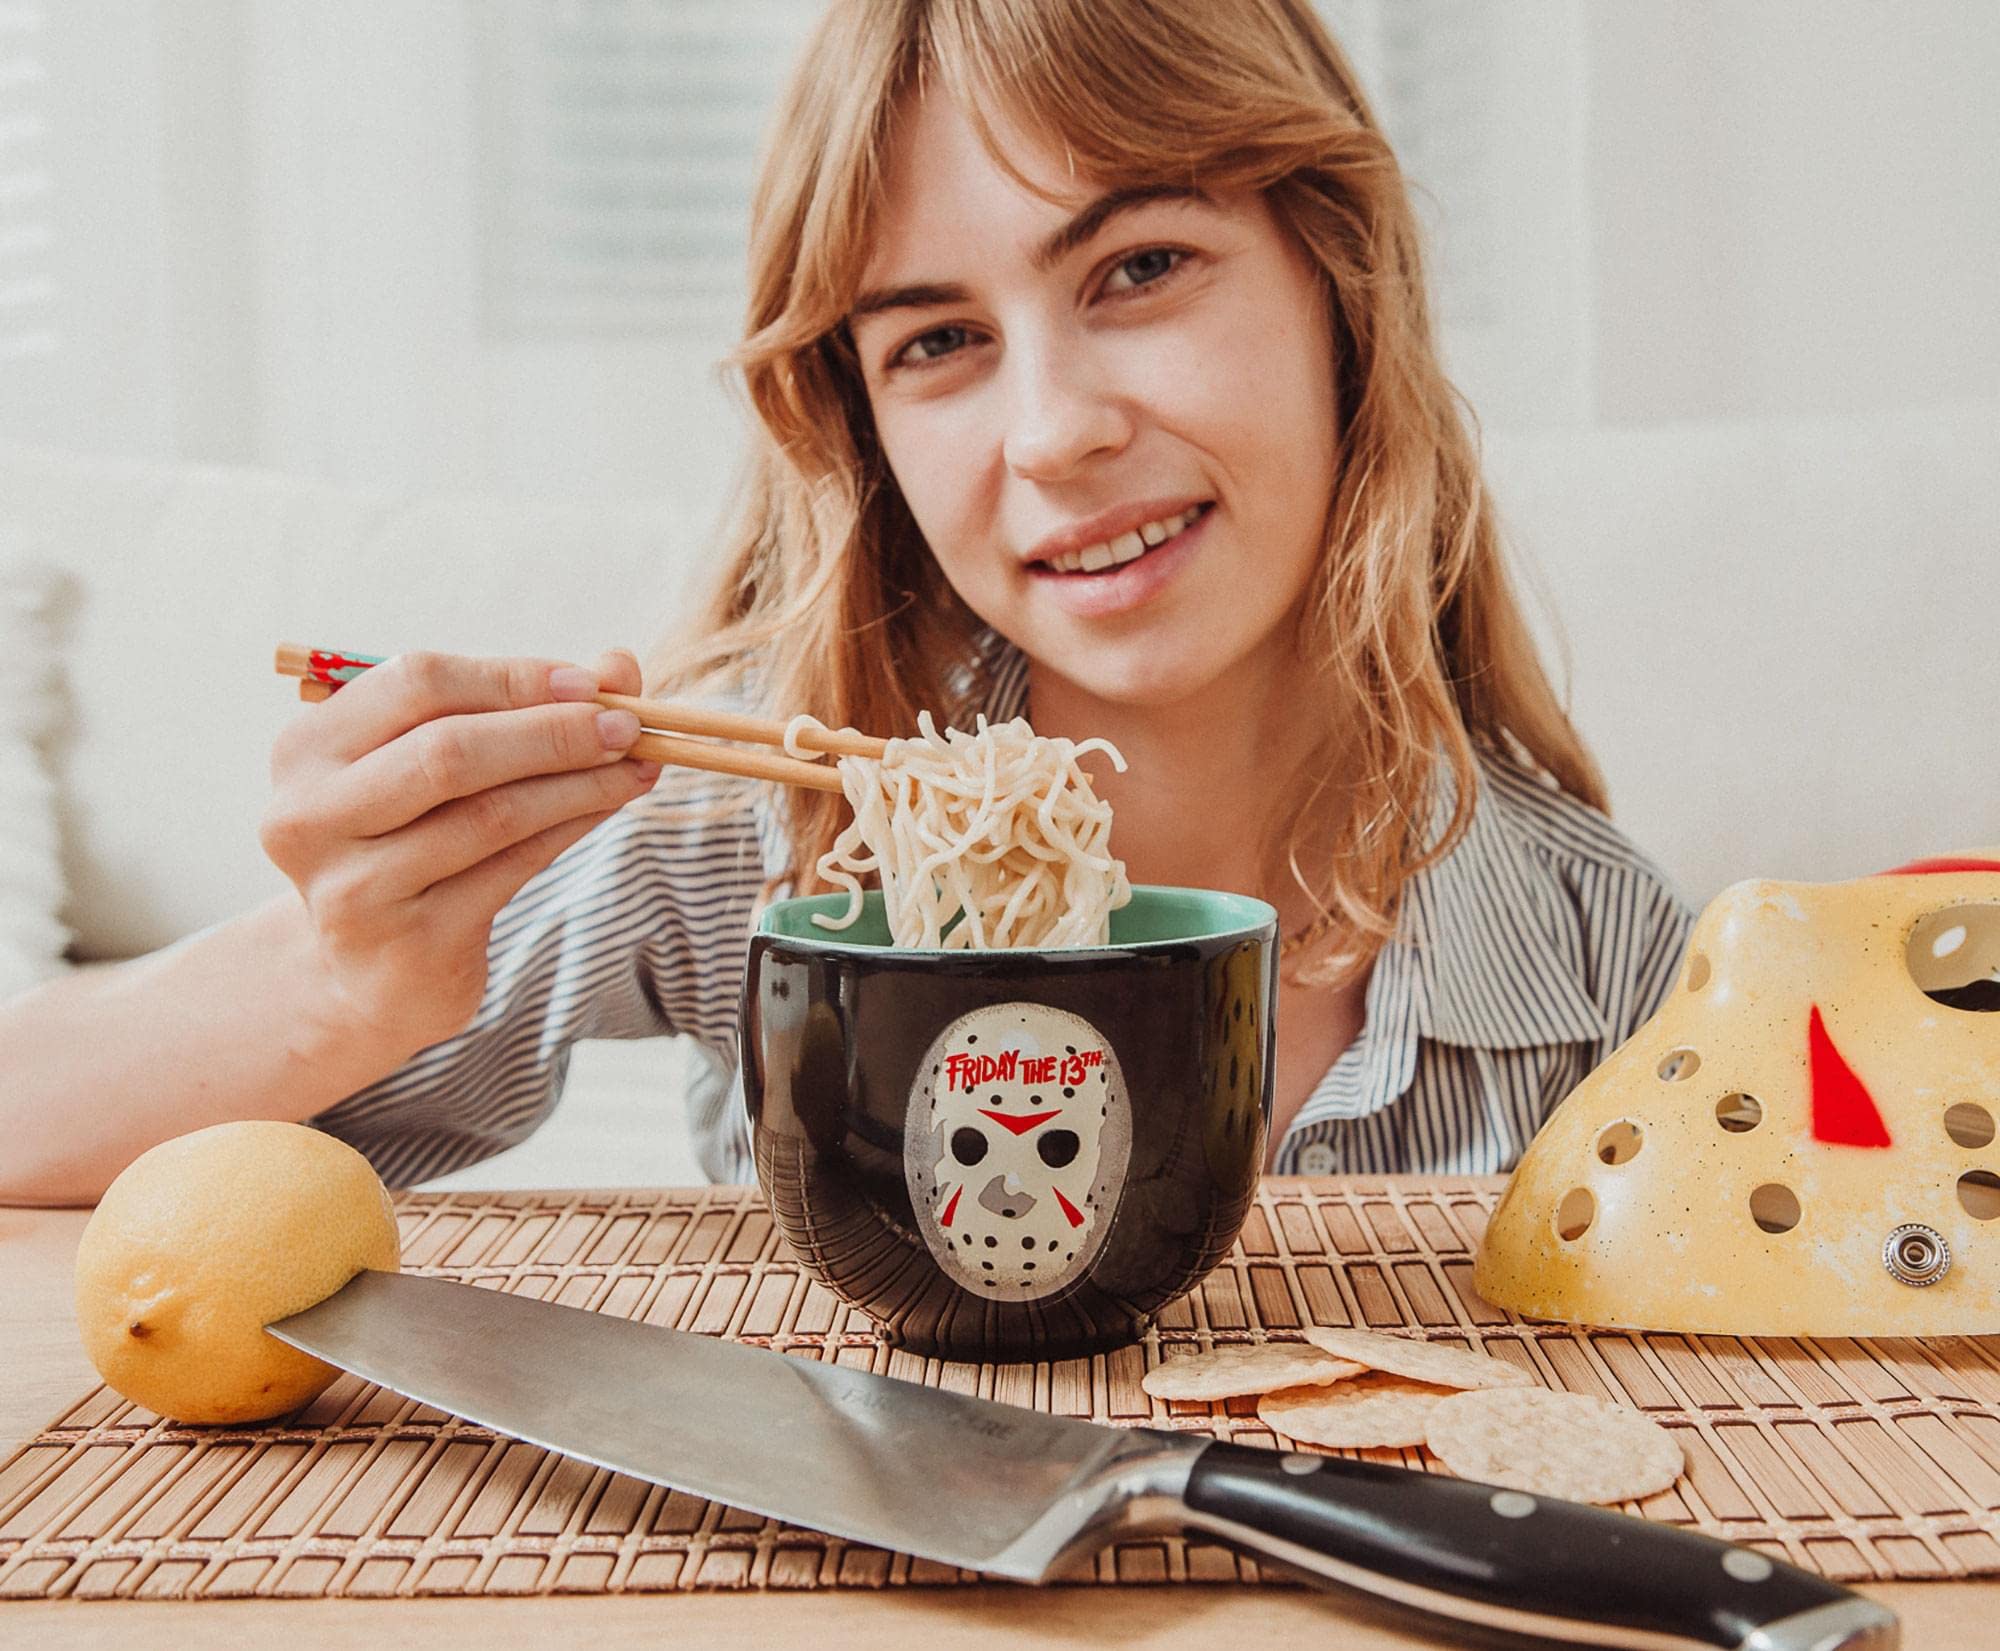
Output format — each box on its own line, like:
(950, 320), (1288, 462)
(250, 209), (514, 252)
(3, 1200), (1991, 1649)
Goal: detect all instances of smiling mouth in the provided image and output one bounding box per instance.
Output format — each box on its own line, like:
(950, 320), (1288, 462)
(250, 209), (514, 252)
(1032, 502), (1215, 576)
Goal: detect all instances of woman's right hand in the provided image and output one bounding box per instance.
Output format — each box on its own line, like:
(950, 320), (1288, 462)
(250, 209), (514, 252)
(258, 649), (659, 1058)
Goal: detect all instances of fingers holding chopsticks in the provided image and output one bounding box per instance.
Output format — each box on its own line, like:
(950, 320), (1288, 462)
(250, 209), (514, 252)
(284, 649), (642, 765)
(417, 786), (644, 928)
(258, 647), (662, 1053)
(588, 647), (645, 701)
(279, 641), (862, 792)
(330, 755), (660, 893)
(279, 654), (654, 823)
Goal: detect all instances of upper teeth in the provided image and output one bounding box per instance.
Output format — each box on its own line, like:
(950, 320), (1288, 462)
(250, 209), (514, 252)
(1045, 507), (1202, 573)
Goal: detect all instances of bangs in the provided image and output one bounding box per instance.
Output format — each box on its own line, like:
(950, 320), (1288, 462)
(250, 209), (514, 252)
(749, 0), (1383, 356)
(922, 0), (1380, 206)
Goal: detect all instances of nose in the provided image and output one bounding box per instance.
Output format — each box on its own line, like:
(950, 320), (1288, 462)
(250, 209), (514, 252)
(977, 1173), (1038, 1220)
(1000, 339), (1131, 481)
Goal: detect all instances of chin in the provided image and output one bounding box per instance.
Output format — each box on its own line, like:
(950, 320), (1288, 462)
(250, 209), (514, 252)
(1034, 637), (1243, 711)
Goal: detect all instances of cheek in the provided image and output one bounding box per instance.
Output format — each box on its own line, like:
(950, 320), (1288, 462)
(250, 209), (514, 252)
(871, 401), (995, 580)
(1197, 328), (1336, 605)
(1209, 306), (1335, 494)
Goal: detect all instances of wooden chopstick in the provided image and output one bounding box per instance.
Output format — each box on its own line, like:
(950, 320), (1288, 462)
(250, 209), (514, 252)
(277, 643), (869, 795)
(591, 693), (887, 761)
(625, 729), (848, 793)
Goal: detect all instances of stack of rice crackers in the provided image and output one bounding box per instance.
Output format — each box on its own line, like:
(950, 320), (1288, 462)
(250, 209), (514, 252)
(1143, 1327), (1683, 1505)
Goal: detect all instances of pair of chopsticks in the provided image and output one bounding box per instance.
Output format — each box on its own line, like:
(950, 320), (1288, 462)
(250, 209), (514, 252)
(273, 643), (885, 794)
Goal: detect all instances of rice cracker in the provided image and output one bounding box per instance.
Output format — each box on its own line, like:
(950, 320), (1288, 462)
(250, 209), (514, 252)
(1141, 1342), (1366, 1402)
(1257, 1372), (1451, 1449)
(1301, 1325), (1534, 1391)
(1424, 1387), (1684, 1505)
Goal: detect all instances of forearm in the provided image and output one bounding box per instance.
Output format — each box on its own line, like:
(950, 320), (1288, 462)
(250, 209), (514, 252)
(0, 895), (423, 1206)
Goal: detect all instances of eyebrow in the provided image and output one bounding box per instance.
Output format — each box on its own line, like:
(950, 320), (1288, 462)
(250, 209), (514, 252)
(848, 184), (1209, 322)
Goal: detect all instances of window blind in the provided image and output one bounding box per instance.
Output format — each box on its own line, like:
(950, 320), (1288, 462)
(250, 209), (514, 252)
(475, 0), (820, 337)
(0, 0), (55, 364)
(476, 0), (1508, 340)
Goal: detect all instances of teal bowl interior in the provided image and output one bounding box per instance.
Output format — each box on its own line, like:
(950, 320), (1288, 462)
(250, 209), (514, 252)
(755, 884), (1276, 951)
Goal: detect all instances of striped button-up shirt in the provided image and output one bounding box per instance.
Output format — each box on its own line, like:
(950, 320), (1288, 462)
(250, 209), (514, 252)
(313, 643), (1695, 1187)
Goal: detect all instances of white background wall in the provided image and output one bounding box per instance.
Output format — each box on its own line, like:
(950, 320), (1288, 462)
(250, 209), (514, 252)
(1586, 5), (2000, 425)
(12, 3), (1995, 507)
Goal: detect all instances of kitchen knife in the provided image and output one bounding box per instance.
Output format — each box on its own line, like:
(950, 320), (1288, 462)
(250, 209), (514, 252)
(270, 1271), (1897, 1650)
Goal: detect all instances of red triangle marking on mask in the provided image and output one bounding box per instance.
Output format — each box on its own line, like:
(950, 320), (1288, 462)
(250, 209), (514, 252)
(940, 1185), (961, 1228)
(1808, 1004), (1892, 1147)
(1054, 1188), (1087, 1228)
(1877, 856), (2000, 876)
(978, 1108), (1061, 1136)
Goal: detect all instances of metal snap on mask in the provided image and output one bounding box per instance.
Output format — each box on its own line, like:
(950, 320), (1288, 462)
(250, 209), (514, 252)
(1475, 850), (2000, 1335)
(906, 1003), (1132, 1301)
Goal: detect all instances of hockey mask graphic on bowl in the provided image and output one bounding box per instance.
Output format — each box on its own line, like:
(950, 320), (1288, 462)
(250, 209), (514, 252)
(907, 1002), (1132, 1300)
(1476, 852), (2000, 1335)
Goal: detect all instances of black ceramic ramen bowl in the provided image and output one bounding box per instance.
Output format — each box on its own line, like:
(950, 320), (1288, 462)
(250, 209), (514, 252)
(739, 886), (1277, 1361)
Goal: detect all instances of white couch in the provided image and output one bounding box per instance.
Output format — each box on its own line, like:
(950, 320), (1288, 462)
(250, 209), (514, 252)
(0, 445), (713, 1185)
(4, 398), (1995, 1181)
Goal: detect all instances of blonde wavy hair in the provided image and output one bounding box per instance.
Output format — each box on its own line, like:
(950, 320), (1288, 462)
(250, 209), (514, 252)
(649, 0), (1606, 987)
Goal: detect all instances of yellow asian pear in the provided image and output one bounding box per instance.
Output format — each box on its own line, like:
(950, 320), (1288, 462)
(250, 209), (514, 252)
(74, 1121), (400, 1424)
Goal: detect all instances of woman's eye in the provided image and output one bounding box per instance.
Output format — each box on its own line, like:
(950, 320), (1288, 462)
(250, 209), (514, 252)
(890, 324), (974, 371)
(1102, 247), (1185, 297)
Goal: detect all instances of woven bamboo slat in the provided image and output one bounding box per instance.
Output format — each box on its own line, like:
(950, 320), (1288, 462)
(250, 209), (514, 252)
(5, 1178), (2000, 1602)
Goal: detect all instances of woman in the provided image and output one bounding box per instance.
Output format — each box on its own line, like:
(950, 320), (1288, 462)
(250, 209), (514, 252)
(0, 0), (1690, 1202)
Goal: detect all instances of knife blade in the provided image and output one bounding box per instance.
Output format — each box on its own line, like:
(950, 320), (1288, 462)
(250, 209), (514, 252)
(270, 1271), (1896, 1650)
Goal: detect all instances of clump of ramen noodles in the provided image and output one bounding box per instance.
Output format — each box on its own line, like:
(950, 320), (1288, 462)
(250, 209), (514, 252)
(787, 712), (1131, 949)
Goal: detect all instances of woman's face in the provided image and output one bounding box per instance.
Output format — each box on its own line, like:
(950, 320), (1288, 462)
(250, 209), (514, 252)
(849, 95), (1339, 710)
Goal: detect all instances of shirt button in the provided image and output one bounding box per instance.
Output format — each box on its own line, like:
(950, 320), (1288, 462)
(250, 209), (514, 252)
(1297, 1143), (1335, 1176)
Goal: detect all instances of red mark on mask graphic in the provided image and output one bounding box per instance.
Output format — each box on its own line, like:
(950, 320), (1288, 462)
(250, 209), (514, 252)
(1878, 856), (2000, 876)
(978, 1108), (1061, 1136)
(1053, 1188), (1086, 1228)
(939, 1185), (961, 1227)
(1808, 1005), (1892, 1148)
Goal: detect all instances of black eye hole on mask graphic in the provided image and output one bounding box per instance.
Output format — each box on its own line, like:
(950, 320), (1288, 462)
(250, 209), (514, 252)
(951, 1126), (989, 1166)
(1908, 903), (2000, 1013)
(1037, 1129), (1080, 1169)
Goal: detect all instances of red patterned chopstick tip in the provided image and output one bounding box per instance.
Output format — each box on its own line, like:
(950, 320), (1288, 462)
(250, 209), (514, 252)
(306, 647), (382, 687)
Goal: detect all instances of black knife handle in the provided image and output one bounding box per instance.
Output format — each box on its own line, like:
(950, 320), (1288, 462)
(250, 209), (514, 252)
(1179, 1439), (1898, 1649)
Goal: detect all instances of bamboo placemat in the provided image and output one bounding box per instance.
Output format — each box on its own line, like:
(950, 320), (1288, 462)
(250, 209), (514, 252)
(5, 1177), (2000, 1603)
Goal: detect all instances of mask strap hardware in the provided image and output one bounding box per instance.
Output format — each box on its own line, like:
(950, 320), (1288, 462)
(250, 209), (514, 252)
(1882, 1223), (1951, 1287)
